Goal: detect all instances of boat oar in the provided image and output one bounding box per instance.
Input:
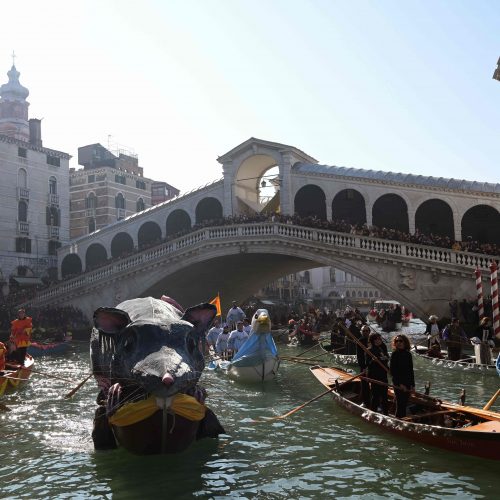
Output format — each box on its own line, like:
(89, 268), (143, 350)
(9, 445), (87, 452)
(295, 342), (322, 358)
(483, 388), (500, 411)
(28, 369), (76, 384)
(64, 373), (93, 399)
(252, 371), (362, 422)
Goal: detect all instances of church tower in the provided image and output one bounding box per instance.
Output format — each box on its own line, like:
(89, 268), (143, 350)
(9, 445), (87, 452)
(0, 57), (30, 141)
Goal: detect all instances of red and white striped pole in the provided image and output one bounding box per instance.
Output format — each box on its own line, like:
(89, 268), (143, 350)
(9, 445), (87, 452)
(474, 268), (484, 320)
(489, 261), (500, 339)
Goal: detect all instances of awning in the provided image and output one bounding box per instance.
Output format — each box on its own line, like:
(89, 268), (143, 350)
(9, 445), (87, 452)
(12, 276), (44, 286)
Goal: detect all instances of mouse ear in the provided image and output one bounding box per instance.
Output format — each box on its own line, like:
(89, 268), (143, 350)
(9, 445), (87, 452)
(93, 307), (130, 335)
(181, 303), (217, 335)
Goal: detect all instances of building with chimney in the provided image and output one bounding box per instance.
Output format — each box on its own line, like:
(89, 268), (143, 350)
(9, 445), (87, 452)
(0, 61), (71, 297)
(69, 143), (179, 238)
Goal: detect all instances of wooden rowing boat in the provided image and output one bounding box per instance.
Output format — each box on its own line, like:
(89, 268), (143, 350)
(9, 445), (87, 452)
(310, 365), (500, 460)
(318, 339), (358, 366)
(0, 355), (35, 396)
(412, 346), (497, 376)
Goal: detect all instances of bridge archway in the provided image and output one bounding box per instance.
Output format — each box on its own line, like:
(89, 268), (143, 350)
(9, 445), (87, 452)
(61, 254), (82, 278)
(166, 209), (191, 237)
(85, 243), (107, 270)
(234, 154), (280, 215)
(294, 185), (326, 219)
(195, 197), (223, 224)
(373, 194), (409, 232)
(111, 232), (135, 258)
(415, 199), (454, 238)
(332, 189), (366, 225)
(138, 221), (162, 249)
(461, 205), (500, 244)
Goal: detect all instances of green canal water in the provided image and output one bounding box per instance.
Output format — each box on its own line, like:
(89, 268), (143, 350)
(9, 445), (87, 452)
(1, 343), (499, 499)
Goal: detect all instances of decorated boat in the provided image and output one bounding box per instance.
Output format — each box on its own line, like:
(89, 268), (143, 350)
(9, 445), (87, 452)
(28, 341), (70, 357)
(310, 365), (500, 460)
(0, 355), (35, 396)
(220, 309), (280, 382)
(411, 345), (498, 376)
(318, 339), (358, 366)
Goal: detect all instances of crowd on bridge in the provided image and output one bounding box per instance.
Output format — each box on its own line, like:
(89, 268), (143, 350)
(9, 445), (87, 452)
(169, 212), (500, 256)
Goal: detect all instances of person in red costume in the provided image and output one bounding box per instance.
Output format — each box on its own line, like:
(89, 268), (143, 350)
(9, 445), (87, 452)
(9, 308), (32, 366)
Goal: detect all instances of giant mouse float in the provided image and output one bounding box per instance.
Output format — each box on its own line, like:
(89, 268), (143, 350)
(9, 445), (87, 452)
(90, 297), (224, 454)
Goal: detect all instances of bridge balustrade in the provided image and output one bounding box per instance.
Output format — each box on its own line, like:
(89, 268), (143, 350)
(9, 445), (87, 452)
(32, 222), (499, 306)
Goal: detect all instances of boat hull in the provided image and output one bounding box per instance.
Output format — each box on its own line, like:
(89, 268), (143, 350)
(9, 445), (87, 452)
(227, 356), (280, 382)
(310, 365), (500, 460)
(412, 347), (497, 376)
(28, 341), (70, 357)
(0, 355), (35, 395)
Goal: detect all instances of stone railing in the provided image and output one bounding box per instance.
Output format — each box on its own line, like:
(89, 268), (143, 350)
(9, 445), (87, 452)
(30, 223), (499, 305)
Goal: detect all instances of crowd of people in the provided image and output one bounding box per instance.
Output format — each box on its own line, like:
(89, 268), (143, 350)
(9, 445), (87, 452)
(51, 211), (500, 284)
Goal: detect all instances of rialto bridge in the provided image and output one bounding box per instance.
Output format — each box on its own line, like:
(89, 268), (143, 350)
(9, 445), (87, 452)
(31, 138), (500, 319)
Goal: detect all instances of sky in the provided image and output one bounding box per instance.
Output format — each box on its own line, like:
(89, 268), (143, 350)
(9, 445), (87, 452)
(1, 0), (499, 193)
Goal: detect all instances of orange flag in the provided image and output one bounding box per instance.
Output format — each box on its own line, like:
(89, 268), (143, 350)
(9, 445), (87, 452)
(209, 294), (222, 317)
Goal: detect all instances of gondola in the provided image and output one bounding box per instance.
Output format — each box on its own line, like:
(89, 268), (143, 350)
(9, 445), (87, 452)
(411, 345), (498, 376)
(318, 338), (358, 366)
(310, 365), (500, 460)
(0, 355), (35, 396)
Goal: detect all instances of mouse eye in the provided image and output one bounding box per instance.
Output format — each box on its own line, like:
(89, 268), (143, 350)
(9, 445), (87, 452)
(254, 314), (258, 319)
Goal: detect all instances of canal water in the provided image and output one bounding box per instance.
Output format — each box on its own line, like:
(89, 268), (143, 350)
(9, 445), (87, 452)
(1, 343), (499, 499)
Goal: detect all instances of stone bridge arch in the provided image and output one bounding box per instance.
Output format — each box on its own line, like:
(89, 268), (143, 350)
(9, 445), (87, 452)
(294, 185), (327, 219)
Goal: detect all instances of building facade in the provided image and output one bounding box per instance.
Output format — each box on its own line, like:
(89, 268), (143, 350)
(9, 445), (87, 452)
(0, 63), (71, 295)
(70, 144), (156, 239)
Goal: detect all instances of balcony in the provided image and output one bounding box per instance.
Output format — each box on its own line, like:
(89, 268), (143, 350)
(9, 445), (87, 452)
(85, 208), (96, 217)
(48, 193), (59, 206)
(17, 187), (29, 201)
(17, 221), (29, 235)
(48, 226), (60, 239)
(117, 208), (126, 220)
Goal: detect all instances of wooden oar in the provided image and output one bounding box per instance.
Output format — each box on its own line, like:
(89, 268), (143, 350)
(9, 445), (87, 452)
(64, 373), (93, 399)
(280, 357), (323, 366)
(28, 369), (75, 384)
(483, 388), (500, 411)
(252, 371), (363, 422)
(295, 342), (322, 358)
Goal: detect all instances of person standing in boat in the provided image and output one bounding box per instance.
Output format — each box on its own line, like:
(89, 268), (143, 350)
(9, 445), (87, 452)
(357, 325), (371, 407)
(228, 320), (249, 356)
(389, 334), (415, 418)
(474, 317), (494, 364)
(366, 332), (389, 415)
(425, 315), (442, 348)
(206, 318), (223, 353)
(8, 308), (32, 366)
(442, 318), (468, 361)
(226, 301), (245, 330)
(215, 324), (231, 359)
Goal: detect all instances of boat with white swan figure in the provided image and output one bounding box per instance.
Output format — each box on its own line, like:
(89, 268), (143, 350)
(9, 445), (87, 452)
(209, 309), (280, 382)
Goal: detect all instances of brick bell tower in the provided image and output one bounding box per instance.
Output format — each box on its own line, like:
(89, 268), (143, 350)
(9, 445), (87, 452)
(0, 53), (30, 141)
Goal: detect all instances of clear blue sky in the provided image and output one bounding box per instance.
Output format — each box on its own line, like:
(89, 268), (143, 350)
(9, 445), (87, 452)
(1, 0), (499, 192)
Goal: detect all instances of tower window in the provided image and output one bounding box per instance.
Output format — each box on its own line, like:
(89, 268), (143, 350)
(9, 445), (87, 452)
(18, 147), (27, 158)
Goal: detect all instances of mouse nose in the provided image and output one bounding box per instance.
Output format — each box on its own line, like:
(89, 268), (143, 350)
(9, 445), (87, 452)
(162, 373), (174, 386)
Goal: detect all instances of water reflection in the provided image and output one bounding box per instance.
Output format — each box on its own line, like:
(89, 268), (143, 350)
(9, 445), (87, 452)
(0, 343), (498, 499)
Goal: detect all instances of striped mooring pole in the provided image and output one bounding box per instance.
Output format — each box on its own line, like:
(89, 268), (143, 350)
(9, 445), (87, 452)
(490, 261), (500, 339)
(474, 268), (484, 320)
